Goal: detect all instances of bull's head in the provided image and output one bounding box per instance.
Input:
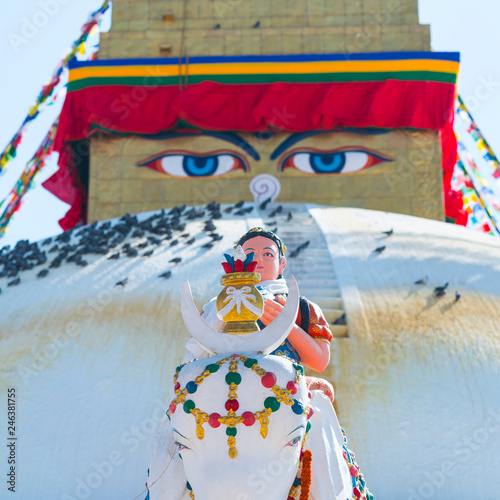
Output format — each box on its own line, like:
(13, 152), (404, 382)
(167, 353), (311, 500)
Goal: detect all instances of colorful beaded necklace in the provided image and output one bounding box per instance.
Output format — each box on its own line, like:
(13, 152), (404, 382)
(167, 354), (314, 499)
(167, 354), (312, 458)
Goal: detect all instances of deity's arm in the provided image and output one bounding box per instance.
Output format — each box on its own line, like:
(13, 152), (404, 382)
(288, 324), (330, 372)
(261, 299), (332, 372)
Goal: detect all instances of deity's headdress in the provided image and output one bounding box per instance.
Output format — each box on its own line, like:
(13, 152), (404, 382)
(235, 227), (287, 256)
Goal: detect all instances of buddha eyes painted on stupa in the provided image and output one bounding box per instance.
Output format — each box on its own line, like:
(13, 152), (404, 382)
(278, 147), (392, 174)
(137, 150), (249, 177)
(135, 130), (394, 178)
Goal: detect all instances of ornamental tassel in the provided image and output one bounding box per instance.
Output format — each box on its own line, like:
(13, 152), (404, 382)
(299, 450), (312, 500)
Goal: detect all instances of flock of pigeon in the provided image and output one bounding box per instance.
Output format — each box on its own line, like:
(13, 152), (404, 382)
(0, 201), (230, 296)
(0, 199), (311, 298)
(371, 228), (461, 303)
(1, 202), (459, 305)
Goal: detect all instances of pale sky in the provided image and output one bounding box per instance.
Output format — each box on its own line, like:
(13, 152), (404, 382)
(1, 0), (499, 247)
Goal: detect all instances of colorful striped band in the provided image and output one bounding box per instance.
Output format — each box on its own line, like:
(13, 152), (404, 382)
(67, 52), (460, 91)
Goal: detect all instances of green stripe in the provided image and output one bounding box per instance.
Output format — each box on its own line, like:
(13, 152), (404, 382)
(89, 120), (205, 135)
(89, 123), (132, 136)
(68, 70), (457, 91)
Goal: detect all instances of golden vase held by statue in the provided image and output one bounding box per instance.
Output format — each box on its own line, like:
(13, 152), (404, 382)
(216, 271), (264, 334)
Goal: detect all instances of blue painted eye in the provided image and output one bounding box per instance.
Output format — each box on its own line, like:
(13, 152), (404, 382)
(137, 151), (247, 177)
(175, 441), (189, 451)
(310, 152), (346, 173)
(286, 436), (302, 447)
(281, 149), (392, 174)
(183, 155), (219, 176)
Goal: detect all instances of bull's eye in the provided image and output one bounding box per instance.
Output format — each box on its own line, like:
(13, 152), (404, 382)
(137, 150), (248, 177)
(175, 441), (190, 451)
(286, 436), (301, 447)
(279, 148), (393, 174)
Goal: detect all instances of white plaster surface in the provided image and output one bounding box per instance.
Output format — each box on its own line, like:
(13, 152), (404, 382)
(0, 204), (499, 500)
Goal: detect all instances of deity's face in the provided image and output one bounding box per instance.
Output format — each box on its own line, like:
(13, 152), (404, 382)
(241, 236), (286, 282)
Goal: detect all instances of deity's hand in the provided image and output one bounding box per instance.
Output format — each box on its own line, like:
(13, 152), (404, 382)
(261, 297), (288, 325)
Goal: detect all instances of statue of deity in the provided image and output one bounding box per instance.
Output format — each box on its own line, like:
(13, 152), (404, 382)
(146, 229), (372, 500)
(188, 228), (333, 373)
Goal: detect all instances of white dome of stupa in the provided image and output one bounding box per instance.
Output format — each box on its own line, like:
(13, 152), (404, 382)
(1, 202), (499, 499)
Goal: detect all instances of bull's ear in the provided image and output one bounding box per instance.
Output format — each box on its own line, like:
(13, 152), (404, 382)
(180, 276), (300, 355)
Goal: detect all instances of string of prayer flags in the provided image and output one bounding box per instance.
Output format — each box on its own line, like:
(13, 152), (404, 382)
(0, 120), (58, 237)
(457, 96), (500, 181)
(0, 0), (110, 174)
(453, 135), (500, 236)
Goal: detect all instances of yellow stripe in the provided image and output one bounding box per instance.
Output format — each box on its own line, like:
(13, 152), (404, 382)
(69, 59), (459, 82)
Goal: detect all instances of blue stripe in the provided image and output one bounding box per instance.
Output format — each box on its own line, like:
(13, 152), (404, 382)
(69, 51), (460, 69)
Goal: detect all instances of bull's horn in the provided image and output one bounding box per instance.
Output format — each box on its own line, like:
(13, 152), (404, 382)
(180, 276), (300, 355)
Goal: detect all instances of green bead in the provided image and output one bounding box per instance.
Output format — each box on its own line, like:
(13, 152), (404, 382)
(206, 363), (220, 373)
(264, 397), (280, 412)
(293, 363), (304, 375)
(225, 372), (242, 385)
(226, 427), (237, 437)
(306, 421), (311, 433)
(183, 400), (195, 414)
(244, 358), (258, 368)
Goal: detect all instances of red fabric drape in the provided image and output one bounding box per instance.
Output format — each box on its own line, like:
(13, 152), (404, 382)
(54, 80), (456, 147)
(43, 144), (85, 230)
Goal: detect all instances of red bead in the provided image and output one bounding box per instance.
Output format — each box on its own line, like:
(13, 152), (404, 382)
(287, 381), (298, 394)
(174, 382), (180, 392)
(225, 399), (239, 411)
(350, 466), (358, 477)
(261, 372), (277, 388)
(353, 487), (361, 498)
(307, 407), (314, 419)
(169, 403), (176, 414)
(308, 392), (312, 399)
(209, 413), (221, 428)
(343, 450), (348, 460)
(242, 411), (256, 426)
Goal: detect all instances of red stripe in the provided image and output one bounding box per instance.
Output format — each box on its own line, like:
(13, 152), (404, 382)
(55, 80), (455, 149)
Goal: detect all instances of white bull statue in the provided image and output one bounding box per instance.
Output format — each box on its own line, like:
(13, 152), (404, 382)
(148, 277), (372, 500)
